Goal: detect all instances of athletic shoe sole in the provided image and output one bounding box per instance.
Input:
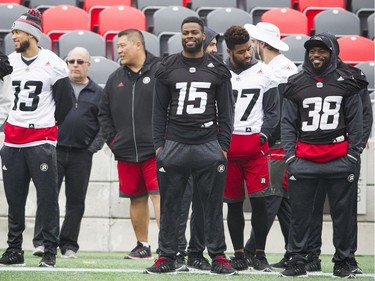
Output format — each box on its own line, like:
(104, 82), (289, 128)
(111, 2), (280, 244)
(144, 269), (177, 275)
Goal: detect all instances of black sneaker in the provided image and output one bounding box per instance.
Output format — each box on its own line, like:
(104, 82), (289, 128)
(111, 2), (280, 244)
(348, 258), (363, 274)
(305, 256), (322, 272)
(187, 256), (211, 271)
(175, 253), (188, 272)
(333, 261), (356, 278)
(230, 252), (248, 271)
(39, 252), (56, 268)
(145, 257), (176, 274)
(210, 255), (237, 276)
(270, 256), (289, 269)
(279, 258), (307, 277)
(253, 254), (272, 272)
(127, 241), (152, 259)
(0, 250), (25, 266)
(244, 251), (254, 267)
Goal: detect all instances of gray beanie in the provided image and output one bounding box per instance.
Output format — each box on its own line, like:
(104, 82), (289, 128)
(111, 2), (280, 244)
(12, 9), (42, 42)
(203, 26), (219, 51)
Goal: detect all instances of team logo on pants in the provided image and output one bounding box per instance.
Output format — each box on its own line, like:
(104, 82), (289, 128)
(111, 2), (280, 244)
(40, 163), (48, 172)
(347, 174), (355, 182)
(217, 164), (225, 173)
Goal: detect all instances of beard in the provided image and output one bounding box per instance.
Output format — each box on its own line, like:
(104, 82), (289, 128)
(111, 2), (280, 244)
(15, 39), (30, 53)
(232, 54), (251, 69)
(182, 39), (203, 54)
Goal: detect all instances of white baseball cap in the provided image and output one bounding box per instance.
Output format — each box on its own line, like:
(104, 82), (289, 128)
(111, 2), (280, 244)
(244, 22), (289, 51)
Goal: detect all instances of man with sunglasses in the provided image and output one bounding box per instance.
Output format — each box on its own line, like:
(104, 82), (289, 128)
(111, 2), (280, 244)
(0, 9), (69, 268)
(33, 47), (104, 259)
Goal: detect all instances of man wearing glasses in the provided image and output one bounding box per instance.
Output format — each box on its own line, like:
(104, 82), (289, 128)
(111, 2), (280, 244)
(33, 47), (104, 259)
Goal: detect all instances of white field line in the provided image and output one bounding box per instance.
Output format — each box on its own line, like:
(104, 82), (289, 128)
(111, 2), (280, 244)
(0, 267), (374, 278)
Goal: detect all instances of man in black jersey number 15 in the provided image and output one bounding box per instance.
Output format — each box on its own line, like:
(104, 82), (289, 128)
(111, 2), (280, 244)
(146, 16), (236, 275)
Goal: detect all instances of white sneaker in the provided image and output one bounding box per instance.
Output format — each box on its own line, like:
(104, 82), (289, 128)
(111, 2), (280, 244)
(62, 249), (77, 259)
(32, 246), (44, 257)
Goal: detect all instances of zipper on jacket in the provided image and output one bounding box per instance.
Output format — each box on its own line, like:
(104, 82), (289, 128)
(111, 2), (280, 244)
(131, 82), (139, 162)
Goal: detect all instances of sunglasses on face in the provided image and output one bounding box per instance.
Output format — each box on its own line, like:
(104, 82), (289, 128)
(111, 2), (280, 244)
(67, 59), (89, 65)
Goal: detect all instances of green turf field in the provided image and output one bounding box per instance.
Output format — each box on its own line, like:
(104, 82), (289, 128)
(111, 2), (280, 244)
(0, 252), (373, 281)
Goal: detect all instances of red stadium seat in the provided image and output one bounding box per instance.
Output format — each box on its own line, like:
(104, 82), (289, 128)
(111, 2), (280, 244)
(261, 8), (309, 36)
(98, 5), (146, 43)
(0, 0), (21, 3)
(42, 5), (89, 48)
(337, 35), (375, 64)
(298, 0), (346, 35)
(83, 0), (131, 32)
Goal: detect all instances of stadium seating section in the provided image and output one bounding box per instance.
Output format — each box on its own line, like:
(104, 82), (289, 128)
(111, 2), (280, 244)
(0, 0), (373, 75)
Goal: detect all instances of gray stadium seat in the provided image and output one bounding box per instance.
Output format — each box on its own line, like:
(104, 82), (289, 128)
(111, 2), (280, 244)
(58, 30), (106, 59)
(137, 0), (182, 31)
(190, 0), (237, 21)
(0, 3), (28, 39)
(246, 0), (290, 24)
(355, 62), (375, 93)
(152, 6), (198, 56)
(313, 8), (361, 37)
(367, 13), (374, 39)
(112, 31), (160, 62)
(351, 0), (374, 37)
(88, 56), (119, 87)
(206, 7), (253, 35)
(29, 0), (77, 13)
(3, 32), (52, 55)
(167, 33), (182, 55)
(281, 34), (309, 65)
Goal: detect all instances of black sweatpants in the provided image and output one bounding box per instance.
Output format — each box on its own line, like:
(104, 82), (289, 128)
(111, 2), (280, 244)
(157, 140), (227, 259)
(287, 176), (355, 262)
(307, 162), (360, 258)
(34, 147), (93, 253)
(1, 144), (59, 255)
(177, 175), (206, 256)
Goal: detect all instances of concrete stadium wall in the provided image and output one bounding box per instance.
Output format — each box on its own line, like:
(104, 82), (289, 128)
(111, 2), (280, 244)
(0, 135), (374, 256)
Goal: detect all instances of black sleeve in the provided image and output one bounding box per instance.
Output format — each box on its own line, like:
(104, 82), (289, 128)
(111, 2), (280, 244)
(344, 93), (363, 160)
(361, 88), (373, 150)
(98, 82), (116, 144)
(52, 78), (73, 126)
(0, 51), (12, 80)
(88, 128), (106, 153)
(281, 97), (299, 163)
(261, 87), (280, 141)
(216, 79), (234, 152)
(152, 79), (170, 150)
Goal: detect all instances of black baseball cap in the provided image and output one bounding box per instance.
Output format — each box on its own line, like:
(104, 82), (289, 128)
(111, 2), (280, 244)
(304, 34), (333, 52)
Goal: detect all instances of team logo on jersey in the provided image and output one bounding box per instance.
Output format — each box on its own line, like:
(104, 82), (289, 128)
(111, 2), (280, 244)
(316, 82), (323, 88)
(143, 77), (151, 84)
(337, 76), (344, 81)
(40, 163), (48, 172)
(159, 167), (166, 173)
(217, 164), (225, 173)
(347, 174), (355, 182)
(246, 127), (252, 132)
(207, 62), (214, 68)
(117, 82), (124, 87)
(189, 67), (196, 73)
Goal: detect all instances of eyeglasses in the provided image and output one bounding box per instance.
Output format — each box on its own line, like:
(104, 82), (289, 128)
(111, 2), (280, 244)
(67, 59), (89, 65)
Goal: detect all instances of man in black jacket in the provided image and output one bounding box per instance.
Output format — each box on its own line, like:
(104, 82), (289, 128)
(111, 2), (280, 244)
(280, 34), (363, 278)
(98, 29), (160, 260)
(33, 47), (104, 258)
